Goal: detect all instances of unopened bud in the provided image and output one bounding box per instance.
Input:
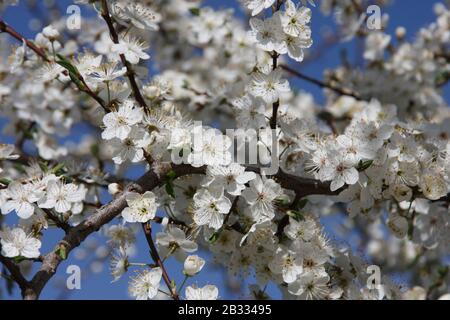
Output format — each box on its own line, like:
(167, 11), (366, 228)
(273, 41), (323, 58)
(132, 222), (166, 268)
(108, 183), (122, 195)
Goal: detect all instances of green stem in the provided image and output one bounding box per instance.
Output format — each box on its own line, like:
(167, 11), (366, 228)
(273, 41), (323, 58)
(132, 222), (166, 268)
(178, 275), (189, 293)
(106, 81), (111, 104)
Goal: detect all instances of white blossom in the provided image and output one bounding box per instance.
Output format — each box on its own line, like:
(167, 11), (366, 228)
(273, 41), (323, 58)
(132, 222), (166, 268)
(129, 268), (162, 300)
(1, 182), (42, 219)
(102, 100), (143, 140)
(121, 191), (158, 223)
(192, 188), (232, 230)
(248, 69), (291, 104)
(0, 227), (41, 258)
(185, 284), (219, 300)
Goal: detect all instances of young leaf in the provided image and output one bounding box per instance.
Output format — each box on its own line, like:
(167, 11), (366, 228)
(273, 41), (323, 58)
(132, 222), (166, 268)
(189, 8), (201, 16)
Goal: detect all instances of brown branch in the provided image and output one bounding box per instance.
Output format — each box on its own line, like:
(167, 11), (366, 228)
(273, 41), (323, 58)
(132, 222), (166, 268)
(280, 64), (363, 100)
(100, 0), (149, 112)
(270, 53), (280, 130)
(41, 208), (71, 233)
(0, 19), (108, 111)
(269, 1), (283, 130)
(0, 253), (31, 294)
(142, 223), (179, 300)
(0, 20), (49, 61)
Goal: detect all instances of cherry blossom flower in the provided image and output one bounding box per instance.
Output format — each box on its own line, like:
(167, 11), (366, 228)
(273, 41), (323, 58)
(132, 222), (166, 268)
(287, 270), (330, 299)
(1, 182), (43, 219)
(192, 188), (232, 230)
(0, 227), (41, 258)
(110, 128), (150, 164)
(280, 1), (312, 37)
(249, 15), (285, 53)
(242, 175), (282, 222)
(241, 0), (276, 16)
(156, 226), (198, 260)
(101, 101), (143, 141)
(248, 68), (291, 104)
(121, 191), (158, 223)
(112, 36), (150, 65)
(202, 164), (256, 196)
(38, 180), (86, 214)
(129, 268), (162, 300)
(188, 127), (232, 168)
(110, 247), (129, 282)
(185, 284), (219, 300)
(269, 245), (303, 283)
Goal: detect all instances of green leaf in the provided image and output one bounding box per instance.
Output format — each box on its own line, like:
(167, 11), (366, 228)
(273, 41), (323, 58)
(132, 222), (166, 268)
(438, 266), (449, 277)
(357, 160), (373, 172)
(13, 163), (26, 173)
(51, 163), (66, 175)
(56, 54), (79, 75)
(38, 161), (49, 172)
(287, 210), (304, 222)
(275, 197), (290, 207)
(56, 245), (67, 260)
(296, 198), (308, 210)
(0, 178), (11, 186)
(166, 170), (177, 181)
(189, 8), (201, 16)
(13, 256), (26, 263)
(208, 230), (221, 244)
(56, 54), (84, 87)
(165, 182), (175, 198)
(164, 170), (177, 198)
(90, 143), (100, 158)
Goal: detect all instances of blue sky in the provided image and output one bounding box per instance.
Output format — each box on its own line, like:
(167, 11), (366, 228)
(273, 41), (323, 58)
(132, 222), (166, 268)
(0, 0), (449, 300)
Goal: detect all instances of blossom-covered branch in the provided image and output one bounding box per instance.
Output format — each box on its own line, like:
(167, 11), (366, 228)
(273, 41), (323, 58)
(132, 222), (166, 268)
(1, 0), (450, 301)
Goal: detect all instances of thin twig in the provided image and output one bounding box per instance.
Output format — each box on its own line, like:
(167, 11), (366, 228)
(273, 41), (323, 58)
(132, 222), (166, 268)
(42, 208), (71, 233)
(269, 1), (284, 129)
(0, 19), (108, 111)
(280, 64), (363, 100)
(142, 223), (179, 300)
(99, 0), (149, 112)
(0, 252), (31, 293)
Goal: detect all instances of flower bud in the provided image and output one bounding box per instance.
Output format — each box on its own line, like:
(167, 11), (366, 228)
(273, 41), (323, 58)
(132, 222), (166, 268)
(42, 25), (59, 40)
(183, 255), (205, 276)
(108, 183), (122, 195)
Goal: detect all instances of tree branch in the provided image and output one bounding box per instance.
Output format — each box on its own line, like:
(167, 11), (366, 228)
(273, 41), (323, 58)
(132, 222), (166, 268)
(0, 252), (31, 294)
(280, 64), (363, 100)
(269, 1), (284, 130)
(0, 19), (108, 111)
(142, 223), (179, 300)
(15, 162), (334, 299)
(41, 208), (72, 233)
(99, 0), (149, 112)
